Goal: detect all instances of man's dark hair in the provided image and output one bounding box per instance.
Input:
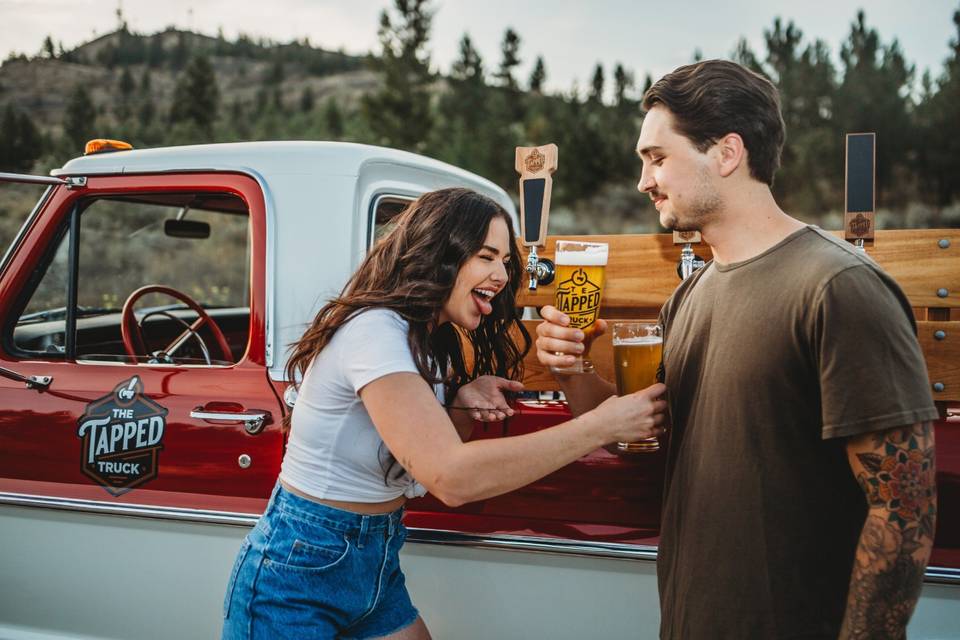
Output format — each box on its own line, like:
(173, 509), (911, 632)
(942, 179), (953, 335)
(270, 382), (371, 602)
(642, 59), (785, 186)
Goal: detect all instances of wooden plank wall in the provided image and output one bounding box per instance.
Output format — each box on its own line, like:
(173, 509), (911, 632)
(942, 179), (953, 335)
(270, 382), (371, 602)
(514, 230), (960, 400)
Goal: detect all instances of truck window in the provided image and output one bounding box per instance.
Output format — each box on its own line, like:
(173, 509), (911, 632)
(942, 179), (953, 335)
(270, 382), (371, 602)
(11, 192), (251, 366)
(370, 196), (413, 247)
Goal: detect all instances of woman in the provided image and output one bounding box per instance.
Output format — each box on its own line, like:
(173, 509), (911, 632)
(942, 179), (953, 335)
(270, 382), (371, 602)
(221, 188), (666, 639)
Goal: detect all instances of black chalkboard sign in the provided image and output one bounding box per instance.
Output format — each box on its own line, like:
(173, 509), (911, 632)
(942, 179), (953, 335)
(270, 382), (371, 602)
(846, 133), (875, 214)
(522, 178), (546, 244)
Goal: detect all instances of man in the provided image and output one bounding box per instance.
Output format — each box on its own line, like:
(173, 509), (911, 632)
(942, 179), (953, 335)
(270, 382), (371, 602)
(536, 59), (938, 639)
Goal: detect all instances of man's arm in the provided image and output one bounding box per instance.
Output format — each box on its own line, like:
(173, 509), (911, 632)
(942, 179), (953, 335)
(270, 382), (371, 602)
(535, 306), (616, 416)
(839, 422), (937, 639)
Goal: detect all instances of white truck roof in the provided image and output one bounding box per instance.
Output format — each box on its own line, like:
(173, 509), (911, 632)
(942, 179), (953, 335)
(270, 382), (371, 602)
(54, 141), (517, 380)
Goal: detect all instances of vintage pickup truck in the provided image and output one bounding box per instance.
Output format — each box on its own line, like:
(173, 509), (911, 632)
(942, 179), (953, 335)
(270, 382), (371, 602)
(0, 140), (957, 639)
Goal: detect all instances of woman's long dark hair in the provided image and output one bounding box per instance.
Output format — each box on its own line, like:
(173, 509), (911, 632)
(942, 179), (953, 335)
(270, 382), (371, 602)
(285, 187), (531, 438)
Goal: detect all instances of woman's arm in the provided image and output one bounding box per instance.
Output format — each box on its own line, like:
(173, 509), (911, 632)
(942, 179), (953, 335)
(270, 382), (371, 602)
(361, 372), (666, 507)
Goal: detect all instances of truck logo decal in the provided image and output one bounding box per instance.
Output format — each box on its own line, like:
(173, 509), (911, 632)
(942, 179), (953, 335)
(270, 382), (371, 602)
(76, 376), (168, 496)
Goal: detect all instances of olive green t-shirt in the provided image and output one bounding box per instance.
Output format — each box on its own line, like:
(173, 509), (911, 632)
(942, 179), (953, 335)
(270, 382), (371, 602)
(657, 226), (938, 639)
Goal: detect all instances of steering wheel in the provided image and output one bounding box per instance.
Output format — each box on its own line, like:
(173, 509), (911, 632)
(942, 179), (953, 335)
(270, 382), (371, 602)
(120, 285), (234, 363)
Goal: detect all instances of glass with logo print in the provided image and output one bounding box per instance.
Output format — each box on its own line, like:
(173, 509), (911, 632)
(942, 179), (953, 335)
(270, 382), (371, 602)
(551, 241), (608, 374)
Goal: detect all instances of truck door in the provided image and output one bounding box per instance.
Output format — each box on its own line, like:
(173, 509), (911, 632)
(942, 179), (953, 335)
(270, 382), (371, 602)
(0, 173), (283, 514)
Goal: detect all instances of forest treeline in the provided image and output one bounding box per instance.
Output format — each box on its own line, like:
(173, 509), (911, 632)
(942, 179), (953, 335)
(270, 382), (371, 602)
(1, 1), (959, 234)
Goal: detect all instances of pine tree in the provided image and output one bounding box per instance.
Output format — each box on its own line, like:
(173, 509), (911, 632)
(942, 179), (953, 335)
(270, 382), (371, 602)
(361, 0), (435, 150)
(529, 56), (546, 93)
(169, 55), (220, 137)
(138, 69), (156, 128)
(42, 35), (56, 59)
(836, 10), (914, 207)
(589, 64), (605, 104)
(493, 27), (524, 122)
(0, 104), (43, 172)
(613, 63), (633, 108)
(147, 34), (165, 67)
(916, 9), (960, 208)
(431, 34), (489, 172)
(758, 18), (838, 213)
(300, 86), (316, 112)
(324, 98), (344, 138)
(494, 28), (521, 90)
(641, 73), (653, 98)
(64, 84), (97, 150)
(115, 67), (136, 121)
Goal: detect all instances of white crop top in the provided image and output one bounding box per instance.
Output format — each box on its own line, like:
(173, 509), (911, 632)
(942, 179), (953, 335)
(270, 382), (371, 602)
(279, 308), (442, 502)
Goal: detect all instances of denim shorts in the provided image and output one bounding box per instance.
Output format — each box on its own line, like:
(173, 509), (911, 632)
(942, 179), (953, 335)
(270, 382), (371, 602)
(221, 483), (419, 639)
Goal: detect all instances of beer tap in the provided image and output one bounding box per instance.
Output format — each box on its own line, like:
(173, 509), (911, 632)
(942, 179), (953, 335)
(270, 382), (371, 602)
(844, 132), (876, 253)
(516, 144), (558, 291)
(526, 246), (554, 291)
(674, 231), (706, 280)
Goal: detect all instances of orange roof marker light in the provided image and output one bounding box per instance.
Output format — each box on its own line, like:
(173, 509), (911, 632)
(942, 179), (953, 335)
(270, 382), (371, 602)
(84, 139), (133, 155)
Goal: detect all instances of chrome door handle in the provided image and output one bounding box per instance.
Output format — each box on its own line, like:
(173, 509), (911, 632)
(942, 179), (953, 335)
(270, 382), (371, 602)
(190, 409), (271, 435)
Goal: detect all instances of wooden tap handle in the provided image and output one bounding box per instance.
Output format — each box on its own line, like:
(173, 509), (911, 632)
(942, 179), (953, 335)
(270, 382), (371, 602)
(516, 144), (558, 248)
(844, 132), (876, 242)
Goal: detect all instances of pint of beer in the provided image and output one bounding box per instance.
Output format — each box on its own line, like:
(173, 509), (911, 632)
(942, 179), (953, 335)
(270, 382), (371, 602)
(551, 241), (608, 373)
(612, 322), (662, 452)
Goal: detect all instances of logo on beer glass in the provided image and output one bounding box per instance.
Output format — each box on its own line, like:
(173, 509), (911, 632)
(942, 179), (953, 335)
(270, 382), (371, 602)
(555, 268), (602, 330)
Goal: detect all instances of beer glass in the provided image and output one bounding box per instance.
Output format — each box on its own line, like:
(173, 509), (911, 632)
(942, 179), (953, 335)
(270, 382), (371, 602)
(612, 321), (662, 453)
(551, 241), (608, 374)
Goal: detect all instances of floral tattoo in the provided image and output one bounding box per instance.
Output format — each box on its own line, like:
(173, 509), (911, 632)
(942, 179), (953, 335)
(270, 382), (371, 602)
(840, 422), (937, 640)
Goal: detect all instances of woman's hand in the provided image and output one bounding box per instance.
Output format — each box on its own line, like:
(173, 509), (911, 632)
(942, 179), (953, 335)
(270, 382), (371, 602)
(451, 375), (525, 422)
(535, 305), (607, 370)
(587, 383), (668, 445)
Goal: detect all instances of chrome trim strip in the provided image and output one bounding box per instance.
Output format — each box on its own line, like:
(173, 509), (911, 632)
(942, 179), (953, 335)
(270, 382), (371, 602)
(924, 566), (960, 586)
(404, 527), (659, 562)
(0, 492), (258, 527)
(0, 172), (67, 186)
(2, 492), (958, 584)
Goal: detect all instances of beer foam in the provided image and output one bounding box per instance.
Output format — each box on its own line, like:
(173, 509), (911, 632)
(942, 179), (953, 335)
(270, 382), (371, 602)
(612, 336), (663, 346)
(554, 243), (609, 266)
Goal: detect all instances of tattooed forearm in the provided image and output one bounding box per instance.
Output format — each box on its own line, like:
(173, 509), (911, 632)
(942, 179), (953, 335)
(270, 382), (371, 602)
(839, 515), (924, 639)
(839, 422), (937, 640)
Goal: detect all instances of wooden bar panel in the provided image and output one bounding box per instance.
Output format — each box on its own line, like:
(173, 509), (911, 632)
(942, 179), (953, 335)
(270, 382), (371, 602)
(518, 235), (710, 311)
(518, 230), (960, 310)
(518, 319), (960, 400)
(918, 321), (960, 402)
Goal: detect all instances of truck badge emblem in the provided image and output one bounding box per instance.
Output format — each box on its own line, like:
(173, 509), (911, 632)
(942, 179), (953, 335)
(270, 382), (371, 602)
(76, 376), (168, 496)
(524, 149), (545, 173)
(555, 268), (602, 331)
(849, 213), (871, 237)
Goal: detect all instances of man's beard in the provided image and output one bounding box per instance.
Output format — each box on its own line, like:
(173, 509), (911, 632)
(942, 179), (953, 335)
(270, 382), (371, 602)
(660, 167), (722, 232)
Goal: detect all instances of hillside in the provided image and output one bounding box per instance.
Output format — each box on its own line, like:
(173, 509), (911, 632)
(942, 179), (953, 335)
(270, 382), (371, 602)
(0, 27), (376, 142)
(2, 5), (960, 253)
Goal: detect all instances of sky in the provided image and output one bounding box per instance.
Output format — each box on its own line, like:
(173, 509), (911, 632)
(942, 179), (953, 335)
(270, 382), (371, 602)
(1, 0), (956, 98)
